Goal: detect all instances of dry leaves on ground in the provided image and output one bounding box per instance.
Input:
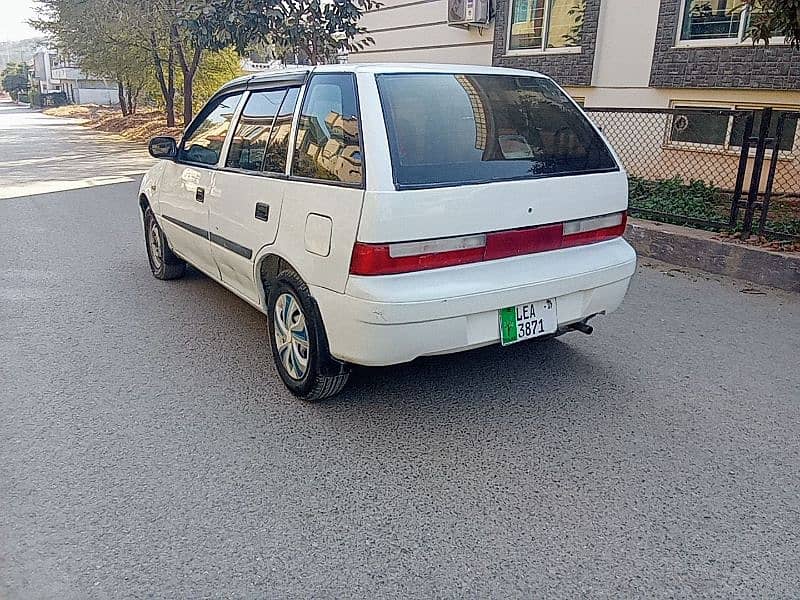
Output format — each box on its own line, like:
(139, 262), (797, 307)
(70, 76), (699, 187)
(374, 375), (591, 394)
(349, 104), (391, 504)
(43, 104), (183, 143)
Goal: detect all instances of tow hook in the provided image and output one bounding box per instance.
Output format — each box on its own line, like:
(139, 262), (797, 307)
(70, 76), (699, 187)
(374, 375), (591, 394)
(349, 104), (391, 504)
(568, 320), (594, 335)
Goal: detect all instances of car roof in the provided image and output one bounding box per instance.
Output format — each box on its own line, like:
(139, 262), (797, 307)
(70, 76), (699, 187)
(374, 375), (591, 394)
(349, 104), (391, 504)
(218, 62), (548, 95)
(312, 63), (547, 78)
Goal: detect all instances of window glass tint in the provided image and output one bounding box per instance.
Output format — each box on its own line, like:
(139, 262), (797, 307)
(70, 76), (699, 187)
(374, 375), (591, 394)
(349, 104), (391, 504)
(226, 89), (286, 171)
(730, 109), (798, 152)
(180, 93), (243, 166)
(669, 108), (729, 145)
(680, 0), (744, 40)
(376, 73), (617, 189)
(264, 87), (300, 173)
(292, 74), (363, 185)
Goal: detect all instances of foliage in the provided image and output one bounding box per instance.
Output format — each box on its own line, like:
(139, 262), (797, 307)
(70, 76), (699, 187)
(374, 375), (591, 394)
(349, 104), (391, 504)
(181, 0), (380, 64)
(32, 0), (379, 124)
(628, 176), (800, 240)
(744, 0), (800, 48)
(33, 0), (152, 116)
(1, 63), (30, 97)
(189, 48), (243, 111)
(629, 176), (727, 225)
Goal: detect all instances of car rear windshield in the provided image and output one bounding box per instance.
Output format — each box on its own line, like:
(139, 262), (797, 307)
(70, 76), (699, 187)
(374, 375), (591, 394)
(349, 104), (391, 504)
(375, 73), (618, 189)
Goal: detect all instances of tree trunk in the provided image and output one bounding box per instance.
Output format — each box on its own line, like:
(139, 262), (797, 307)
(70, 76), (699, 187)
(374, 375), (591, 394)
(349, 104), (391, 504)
(175, 31), (202, 126)
(126, 84), (135, 115)
(117, 80), (129, 116)
(149, 31), (175, 127)
(166, 46), (176, 128)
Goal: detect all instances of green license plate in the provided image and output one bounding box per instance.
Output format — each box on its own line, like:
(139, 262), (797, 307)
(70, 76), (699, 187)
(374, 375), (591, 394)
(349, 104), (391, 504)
(499, 299), (557, 346)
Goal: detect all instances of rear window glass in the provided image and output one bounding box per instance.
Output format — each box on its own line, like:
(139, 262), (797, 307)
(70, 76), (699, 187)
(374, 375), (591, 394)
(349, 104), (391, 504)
(376, 74), (618, 189)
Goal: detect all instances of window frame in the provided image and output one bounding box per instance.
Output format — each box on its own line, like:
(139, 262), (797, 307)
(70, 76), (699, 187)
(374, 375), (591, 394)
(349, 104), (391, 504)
(221, 85), (303, 179)
(675, 0), (789, 47)
(288, 72), (367, 190)
(665, 101), (798, 158)
(505, 0), (584, 56)
(176, 91), (245, 169)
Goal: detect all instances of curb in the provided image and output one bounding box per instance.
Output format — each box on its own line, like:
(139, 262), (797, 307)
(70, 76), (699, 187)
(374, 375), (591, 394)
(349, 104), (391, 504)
(624, 219), (799, 293)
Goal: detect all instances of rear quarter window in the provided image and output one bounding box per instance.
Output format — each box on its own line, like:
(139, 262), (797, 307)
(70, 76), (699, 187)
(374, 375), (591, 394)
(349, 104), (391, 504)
(292, 73), (363, 186)
(376, 73), (618, 189)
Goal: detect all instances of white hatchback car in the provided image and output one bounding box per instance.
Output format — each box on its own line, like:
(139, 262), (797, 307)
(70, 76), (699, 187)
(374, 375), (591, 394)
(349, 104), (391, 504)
(140, 63), (636, 400)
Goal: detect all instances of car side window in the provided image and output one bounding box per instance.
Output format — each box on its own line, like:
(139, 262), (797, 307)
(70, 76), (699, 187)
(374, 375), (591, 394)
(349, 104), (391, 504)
(292, 74), (363, 185)
(226, 89), (286, 172)
(263, 87), (300, 174)
(179, 93), (243, 166)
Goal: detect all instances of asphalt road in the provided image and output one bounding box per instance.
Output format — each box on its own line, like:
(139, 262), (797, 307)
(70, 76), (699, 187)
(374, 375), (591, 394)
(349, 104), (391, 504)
(1, 101), (799, 599)
(0, 100), (153, 199)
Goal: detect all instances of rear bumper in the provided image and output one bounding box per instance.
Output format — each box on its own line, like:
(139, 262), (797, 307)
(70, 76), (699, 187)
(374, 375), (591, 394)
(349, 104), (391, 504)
(311, 238), (636, 366)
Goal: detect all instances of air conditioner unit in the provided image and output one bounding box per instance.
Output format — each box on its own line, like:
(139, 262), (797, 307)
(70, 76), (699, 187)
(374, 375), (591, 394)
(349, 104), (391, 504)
(448, 0), (490, 27)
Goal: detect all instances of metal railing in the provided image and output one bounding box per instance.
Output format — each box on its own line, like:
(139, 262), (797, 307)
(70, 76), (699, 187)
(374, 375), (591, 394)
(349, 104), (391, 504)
(585, 107), (800, 241)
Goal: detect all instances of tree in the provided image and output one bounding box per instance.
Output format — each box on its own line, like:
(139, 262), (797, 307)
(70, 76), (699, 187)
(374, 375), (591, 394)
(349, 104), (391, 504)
(188, 47), (243, 113)
(745, 0), (800, 48)
(180, 0), (379, 65)
(33, 0), (380, 126)
(115, 0), (233, 126)
(32, 0), (152, 117)
(1, 63), (30, 100)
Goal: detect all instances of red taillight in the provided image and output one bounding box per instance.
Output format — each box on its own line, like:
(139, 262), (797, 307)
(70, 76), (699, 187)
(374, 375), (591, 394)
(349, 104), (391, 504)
(350, 212), (627, 276)
(349, 241), (485, 276)
(561, 211), (627, 249)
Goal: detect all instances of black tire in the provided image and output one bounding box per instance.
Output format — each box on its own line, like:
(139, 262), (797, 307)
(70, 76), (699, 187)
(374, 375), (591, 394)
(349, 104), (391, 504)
(267, 270), (350, 401)
(144, 208), (186, 280)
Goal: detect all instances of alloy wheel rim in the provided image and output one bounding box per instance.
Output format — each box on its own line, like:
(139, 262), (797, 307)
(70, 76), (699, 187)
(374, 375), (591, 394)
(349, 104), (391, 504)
(273, 292), (310, 380)
(148, 221), (162, 270)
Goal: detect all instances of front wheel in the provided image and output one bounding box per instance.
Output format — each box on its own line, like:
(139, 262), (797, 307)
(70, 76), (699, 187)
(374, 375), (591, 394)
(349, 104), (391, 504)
(267, 270), (350, 401)
(144, 208), (186, 280)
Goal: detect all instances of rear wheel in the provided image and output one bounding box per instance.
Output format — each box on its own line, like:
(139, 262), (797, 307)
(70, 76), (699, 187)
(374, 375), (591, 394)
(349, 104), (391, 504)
(144, 208), (186, 280)
(268, 270), (350, 401)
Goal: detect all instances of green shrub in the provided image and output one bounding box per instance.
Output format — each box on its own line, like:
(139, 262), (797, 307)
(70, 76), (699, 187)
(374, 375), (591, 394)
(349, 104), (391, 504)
(627, 176), (799, 240)
(628, 176), (727, 225)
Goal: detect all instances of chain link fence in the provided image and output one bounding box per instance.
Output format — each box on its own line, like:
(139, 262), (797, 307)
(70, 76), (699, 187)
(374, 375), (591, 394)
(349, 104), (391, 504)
(585, 107), (800, 241)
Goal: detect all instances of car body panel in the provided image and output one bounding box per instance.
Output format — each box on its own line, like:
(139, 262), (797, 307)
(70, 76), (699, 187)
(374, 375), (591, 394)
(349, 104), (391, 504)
(156, 161), (219, 278)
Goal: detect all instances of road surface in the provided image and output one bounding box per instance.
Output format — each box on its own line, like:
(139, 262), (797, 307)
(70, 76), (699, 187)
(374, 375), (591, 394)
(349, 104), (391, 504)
(0, 100), (153, 199)
(1, 99), (799, 598)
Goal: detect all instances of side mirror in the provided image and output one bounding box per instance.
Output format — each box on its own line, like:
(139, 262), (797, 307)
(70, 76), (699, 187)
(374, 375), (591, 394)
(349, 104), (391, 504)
(148, 136), (177, 159)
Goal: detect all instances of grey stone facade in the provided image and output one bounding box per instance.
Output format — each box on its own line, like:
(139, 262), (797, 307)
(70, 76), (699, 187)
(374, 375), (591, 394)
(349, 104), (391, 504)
(491, 0), (601, 86)
(650, 0), (800, 89)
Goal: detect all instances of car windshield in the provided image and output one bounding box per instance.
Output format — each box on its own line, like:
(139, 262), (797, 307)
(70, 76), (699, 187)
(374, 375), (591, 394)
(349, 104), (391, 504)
(375, 73), (618, 189)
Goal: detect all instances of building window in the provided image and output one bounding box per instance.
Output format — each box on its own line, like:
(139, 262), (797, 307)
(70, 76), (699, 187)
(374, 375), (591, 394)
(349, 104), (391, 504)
(680, 0), (745, 41)
(508, 0), (585, 51)
(668, 105), (798, 153)
(730, 110), (799, 152)
(670, 107), (730, 145)
(678, 0), (780, 43)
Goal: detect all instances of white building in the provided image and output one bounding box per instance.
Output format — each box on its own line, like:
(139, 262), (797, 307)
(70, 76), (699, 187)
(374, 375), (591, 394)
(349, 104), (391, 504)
(32, 47), (118, 105)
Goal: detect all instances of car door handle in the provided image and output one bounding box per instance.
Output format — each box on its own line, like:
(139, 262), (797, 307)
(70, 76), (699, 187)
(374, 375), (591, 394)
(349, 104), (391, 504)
(254, 203), (269, 221)
(195, 187), (205, 203)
